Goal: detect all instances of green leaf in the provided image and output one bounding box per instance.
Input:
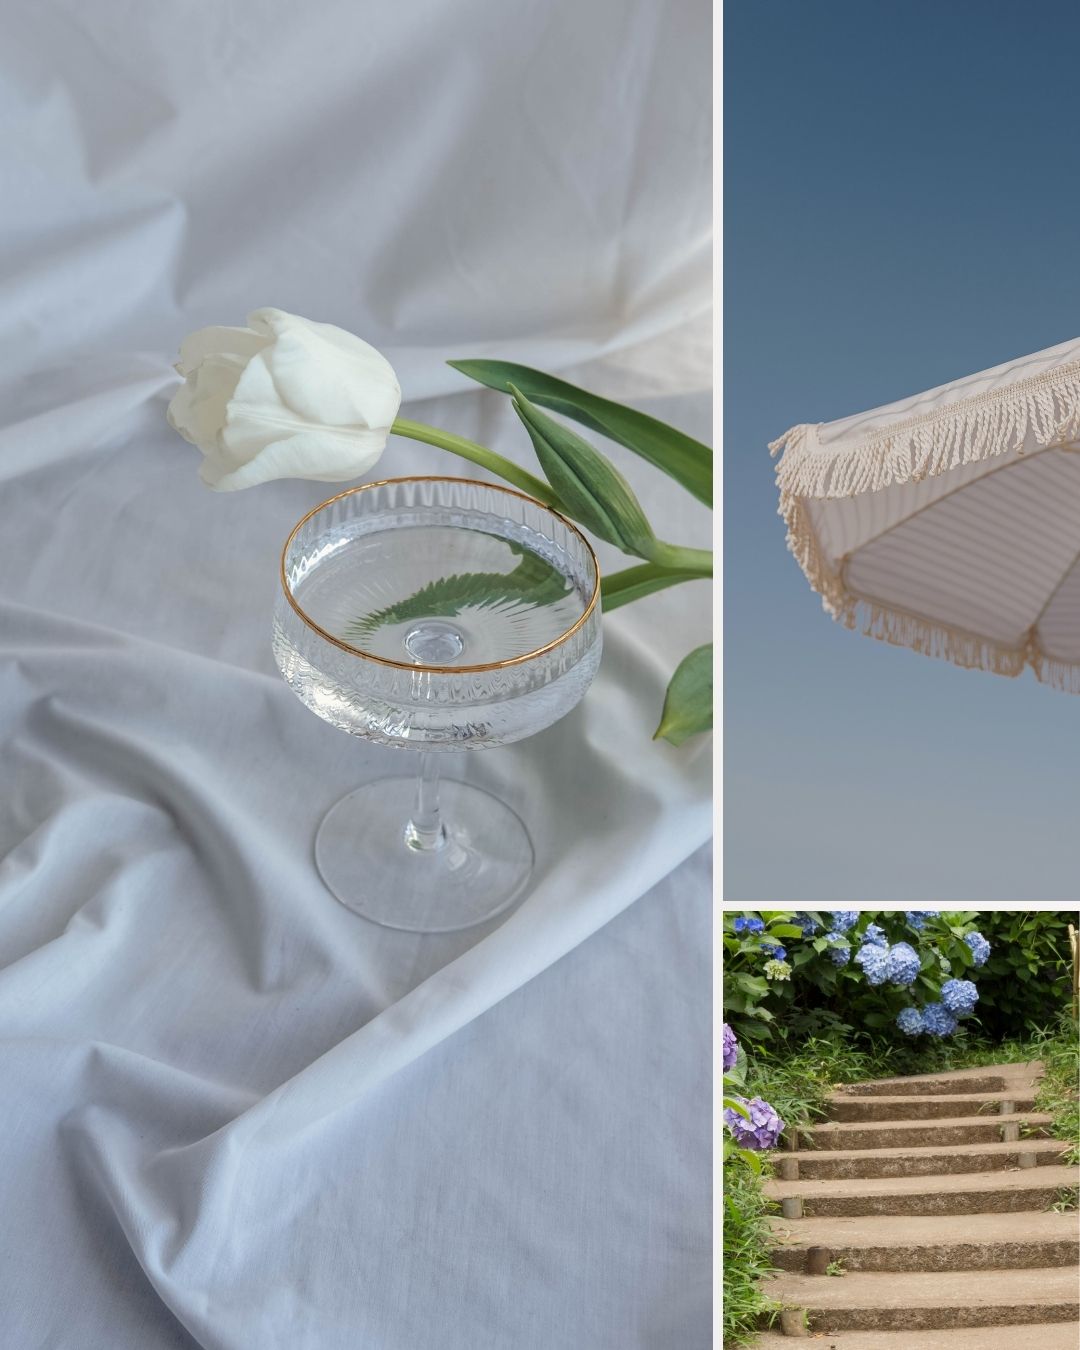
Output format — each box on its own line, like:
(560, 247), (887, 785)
(767, 924), (805, 939)
(344, 541), (571, 640)
(448, 359), (713, 505)
(509, 385), (658, 557)
(723, 1097), (751, 1120)
(654, 644), (712, 746)
(600, 561), (708, 612)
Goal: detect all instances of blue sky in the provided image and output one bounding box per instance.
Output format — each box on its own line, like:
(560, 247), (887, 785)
(724, 0), (1080, 901)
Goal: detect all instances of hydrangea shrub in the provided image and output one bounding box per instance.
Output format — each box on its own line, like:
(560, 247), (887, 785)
(721, 1022), (786, 1172)
(723, 910), (997, 1043)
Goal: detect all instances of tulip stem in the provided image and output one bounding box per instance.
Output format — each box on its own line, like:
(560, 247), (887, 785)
(646, 541), (714, 574)
(391, 418), (560, 508)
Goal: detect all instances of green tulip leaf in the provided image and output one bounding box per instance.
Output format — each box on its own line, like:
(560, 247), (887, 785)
(449, 359), (712, 506)
(508, 385), (658, 559)
(654, 643), (713, 746)
(601, 561), (708, 612)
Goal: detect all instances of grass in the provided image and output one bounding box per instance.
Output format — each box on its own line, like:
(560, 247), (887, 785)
(741, 1034), (890, 1130)
(723, 1009), (1079, 1347)
(1026, 1012), (1080, 1164)
(724, 1034), (898, 1346)
(722, 1156), (779, 1347)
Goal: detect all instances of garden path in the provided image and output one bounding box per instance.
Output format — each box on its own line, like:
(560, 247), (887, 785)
(751, 1059), (1079, 1346)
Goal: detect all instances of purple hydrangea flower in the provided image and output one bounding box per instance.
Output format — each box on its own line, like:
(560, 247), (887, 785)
(896, 1007), (924, 1036)
(922, 1002), (958, 1038)
(861, 923), (888, 947)
(886, 942), (921, 987)
(855, 942), (890, 986)
(964, 931), (991, 967)
(733, 917), (765, 934)
(723, 1096), (786, 1151)
(941, 978), (978, 1015)
(722, 1022), (738, 1071)
(904, 910), (939, 931)
(828, 911), (859, 932)
(761, 943), (786, 960)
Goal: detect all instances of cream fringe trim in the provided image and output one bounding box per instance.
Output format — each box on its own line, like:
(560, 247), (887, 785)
(783, 485), (1080, 690)
(770, 357), (1080, 500)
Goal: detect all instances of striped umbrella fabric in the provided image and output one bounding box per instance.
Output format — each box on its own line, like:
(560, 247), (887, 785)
(770, 336), (1080, 690)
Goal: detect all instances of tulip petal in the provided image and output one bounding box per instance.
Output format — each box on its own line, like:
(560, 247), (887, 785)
(248, 308), (401, 429)
(203, 428), (388, 491)
(177, 325), (269, 377)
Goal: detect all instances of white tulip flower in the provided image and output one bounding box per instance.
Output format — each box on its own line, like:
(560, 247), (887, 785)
(166, 307), (402, 490)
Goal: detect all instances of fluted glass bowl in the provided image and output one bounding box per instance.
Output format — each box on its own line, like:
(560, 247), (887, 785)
(273, 476), (602, 931)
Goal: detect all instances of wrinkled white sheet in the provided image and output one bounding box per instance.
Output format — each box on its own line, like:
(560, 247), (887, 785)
(0, 3), (712, 1347)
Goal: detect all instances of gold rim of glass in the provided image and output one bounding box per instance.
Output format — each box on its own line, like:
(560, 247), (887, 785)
(279, 475), (602, 674)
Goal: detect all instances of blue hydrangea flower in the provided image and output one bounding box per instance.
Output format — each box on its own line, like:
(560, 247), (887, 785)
(793, 913), (819, 937)
(886, 942), (921, 986)
(904, 910), (939, 930)
(854, 942), (890, 985)
(733, 917), (765, 934)
(964, 931), (991, 967)
(722, 1023), (738, 1071)
(861, 923), (888, 947)
(922, 1002), (958, 1038)
(723, 1096), (786, 1150)
(761, 943), (786, 960)
(896, 1007), (924, 1036)
(941, 978), (978, 1015)
(828, 911), (859, 932)
(827, 940), (851, 967)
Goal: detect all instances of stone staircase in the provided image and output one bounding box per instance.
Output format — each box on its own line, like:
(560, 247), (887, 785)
(751, 1061), (1080, 1346)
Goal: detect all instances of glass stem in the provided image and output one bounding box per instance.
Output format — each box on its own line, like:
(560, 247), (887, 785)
(405, 751), (447, 852)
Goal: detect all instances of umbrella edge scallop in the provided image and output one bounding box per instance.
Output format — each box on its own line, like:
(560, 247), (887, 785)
(771, 337), (1080, 690)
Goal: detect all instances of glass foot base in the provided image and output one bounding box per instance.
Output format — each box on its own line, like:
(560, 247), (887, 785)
(314, 778), (535, 932)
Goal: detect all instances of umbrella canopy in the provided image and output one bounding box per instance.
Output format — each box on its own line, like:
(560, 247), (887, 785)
(770, 336), (1080, 690)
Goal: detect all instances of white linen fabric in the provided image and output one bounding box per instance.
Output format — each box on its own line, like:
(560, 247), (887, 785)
(0, 3), (712, 1348)
(771, 336), (1080, 687)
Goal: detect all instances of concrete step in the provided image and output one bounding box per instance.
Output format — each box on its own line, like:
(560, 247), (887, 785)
(837, 1075), (1011, 1098)
(767, 1208), (1079, 1272)
(764, 1163), (1078, 1217)
(835, 1061), (1042, 1099)
(826, 1092), (1036, 1123)
(773, 1136), (1069, 1180)
(762, 1265), (1078, 1333)
(749, 1323), (1079, 1349)
(800, 1112), (1053, 1151)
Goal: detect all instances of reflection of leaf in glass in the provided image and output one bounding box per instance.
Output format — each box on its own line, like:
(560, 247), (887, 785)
(345, 544), (571, 640)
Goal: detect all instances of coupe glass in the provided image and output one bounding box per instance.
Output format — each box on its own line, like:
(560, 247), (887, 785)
(273, 476), (602, 932)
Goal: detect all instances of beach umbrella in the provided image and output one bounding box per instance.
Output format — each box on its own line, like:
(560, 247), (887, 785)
(770, 336), (1080, 690)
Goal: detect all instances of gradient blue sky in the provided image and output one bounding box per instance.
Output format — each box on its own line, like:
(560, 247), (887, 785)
(725, 0), (1080, 901)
